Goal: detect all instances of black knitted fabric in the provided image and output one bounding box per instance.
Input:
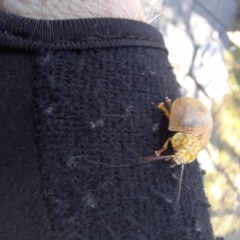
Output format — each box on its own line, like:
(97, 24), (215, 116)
(0, 11), (215, 240)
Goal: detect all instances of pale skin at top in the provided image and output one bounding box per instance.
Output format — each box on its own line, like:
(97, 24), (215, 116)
(0, 0), (146, 20)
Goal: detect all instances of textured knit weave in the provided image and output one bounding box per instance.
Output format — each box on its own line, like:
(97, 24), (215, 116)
(0, 11), (216, 240)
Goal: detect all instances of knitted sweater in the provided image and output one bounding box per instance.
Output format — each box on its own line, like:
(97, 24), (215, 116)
(0, 11), (216, 240)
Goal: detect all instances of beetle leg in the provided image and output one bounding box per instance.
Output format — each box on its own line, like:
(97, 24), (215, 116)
(158, 102), (170, 119)
(170, 163), (177, 168)
(163, 156), (173, 162)
(155, 137), (172, 157)
(166, 99), (172, 107)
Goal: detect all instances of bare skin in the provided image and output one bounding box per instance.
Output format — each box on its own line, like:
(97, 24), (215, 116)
(0, 0), (146, 20)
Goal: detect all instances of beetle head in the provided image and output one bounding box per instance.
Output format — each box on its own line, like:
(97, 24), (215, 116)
(173, 148), (193, 165)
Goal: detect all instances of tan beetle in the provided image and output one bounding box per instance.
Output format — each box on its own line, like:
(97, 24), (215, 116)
(152, 97), (213, 200)
(82, 97), (213, 200)
(155, 97), (213, 167)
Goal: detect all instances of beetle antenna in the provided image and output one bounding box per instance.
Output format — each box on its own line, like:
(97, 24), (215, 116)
(81, 155), (175, 168)
(177, 164), (184, 201)
(139, 155), (174, 162)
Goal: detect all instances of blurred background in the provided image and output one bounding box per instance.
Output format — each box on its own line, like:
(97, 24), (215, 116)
(142, 0), (240, 239)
